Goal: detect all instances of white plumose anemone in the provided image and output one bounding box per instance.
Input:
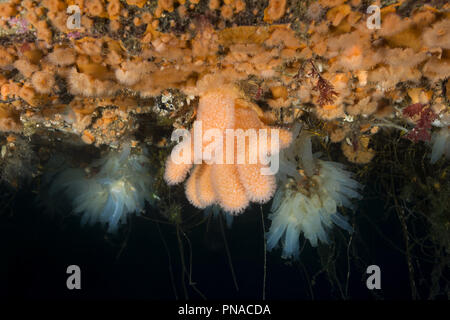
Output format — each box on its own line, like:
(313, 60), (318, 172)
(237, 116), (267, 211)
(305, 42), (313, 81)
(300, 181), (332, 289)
(430, 113), (450, 163)
(430, 127), (450, 164)
(267, 127), (362, 259)
(48, 145), (154, 233)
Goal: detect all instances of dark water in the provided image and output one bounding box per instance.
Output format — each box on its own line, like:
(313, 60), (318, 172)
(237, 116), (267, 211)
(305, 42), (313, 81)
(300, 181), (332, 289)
(0, 185), (441, 300)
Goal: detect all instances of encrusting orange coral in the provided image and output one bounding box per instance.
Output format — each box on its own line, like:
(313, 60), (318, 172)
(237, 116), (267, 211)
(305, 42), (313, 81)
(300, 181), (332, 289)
(0, 1), (447, 175)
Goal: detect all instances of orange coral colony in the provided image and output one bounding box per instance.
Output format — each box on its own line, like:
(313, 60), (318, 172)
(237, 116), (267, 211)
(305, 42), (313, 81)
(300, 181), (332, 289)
(164, 86), (292, 214)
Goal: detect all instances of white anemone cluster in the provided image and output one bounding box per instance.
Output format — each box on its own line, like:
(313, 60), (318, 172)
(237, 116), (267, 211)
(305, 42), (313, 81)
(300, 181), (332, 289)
(48, 145), (155, 233)
(267, 127), (362, 259)
(430, 114), (450, 164)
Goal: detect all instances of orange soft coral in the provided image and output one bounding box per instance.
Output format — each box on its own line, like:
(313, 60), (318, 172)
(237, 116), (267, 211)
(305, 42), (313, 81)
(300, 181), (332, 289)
(264, 0), (287, 23)
(164, 87), (292, 214)
(0, 104), (22, 133)
(47, 48), (77, 66)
